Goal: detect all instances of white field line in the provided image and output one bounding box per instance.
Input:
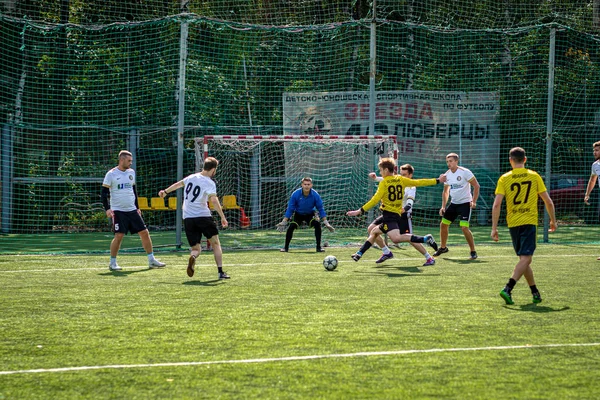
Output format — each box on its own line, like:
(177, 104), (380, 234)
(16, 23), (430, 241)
(1, 342), (599, 376)
(0, 252), (594, 273)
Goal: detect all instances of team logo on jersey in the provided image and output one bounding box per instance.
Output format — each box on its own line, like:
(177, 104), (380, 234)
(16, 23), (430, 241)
(457, 176), (462, 181)
(129, 175), (134, 181)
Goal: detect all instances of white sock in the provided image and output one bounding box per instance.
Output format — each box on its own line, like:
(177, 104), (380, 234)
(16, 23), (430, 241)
(110, 257), (117, 265)
(382, 246), (391, 255)
(424, 252), (431, 259)
(147, 253), (154, 261)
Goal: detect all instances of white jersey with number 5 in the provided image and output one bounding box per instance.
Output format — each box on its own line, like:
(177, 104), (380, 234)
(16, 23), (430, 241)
(182, 173), (217, 219)
(444, 166), (475, 204)
(102, 167), (137, 212)
(592, 160), (600, 185)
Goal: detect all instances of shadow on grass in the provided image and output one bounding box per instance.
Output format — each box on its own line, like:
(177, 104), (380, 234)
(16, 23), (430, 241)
(375, 265), (423, 273)
(183, 280), (222, 286)
(440, 258), (487, 265)
(98, 269), (153, 277)
(504, 304), (571, 313)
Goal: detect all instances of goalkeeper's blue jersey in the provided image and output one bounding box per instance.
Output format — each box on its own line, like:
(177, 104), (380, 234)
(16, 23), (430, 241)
(284, 188), (326, 219)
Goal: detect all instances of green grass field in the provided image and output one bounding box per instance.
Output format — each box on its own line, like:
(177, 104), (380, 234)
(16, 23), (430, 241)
(1, 238), (600, 399)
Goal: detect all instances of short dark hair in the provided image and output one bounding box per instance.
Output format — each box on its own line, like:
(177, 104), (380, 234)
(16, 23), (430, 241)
(378, 157), (396, 174)
(509, 147), (526, 163)
(400, 164), (414, 175)
(203, 157), (219, 171)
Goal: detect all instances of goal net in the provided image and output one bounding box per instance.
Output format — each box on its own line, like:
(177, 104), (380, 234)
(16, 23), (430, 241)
(196, 135), (397, 248)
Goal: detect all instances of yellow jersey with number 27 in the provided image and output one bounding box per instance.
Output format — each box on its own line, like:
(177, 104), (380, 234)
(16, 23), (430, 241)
(495, 168), (547, 228)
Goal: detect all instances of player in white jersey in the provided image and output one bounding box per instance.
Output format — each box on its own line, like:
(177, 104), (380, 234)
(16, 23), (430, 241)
(368, 164), (436, 266)
(159, 157), (230, 280)
(584, 141), (600, 260)
(434, 153), (480, 260)
(102, 150), (166, 271)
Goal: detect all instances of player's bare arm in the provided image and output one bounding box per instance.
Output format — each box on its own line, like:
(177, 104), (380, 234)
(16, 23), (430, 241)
(584, 174), (597, 205)
(490, 193), (504, 242)
(469, 177), (480, 208)
(539, 191), (557, 232)
(440, 185), (450, 216)
(209, 194), (228, 228)
(159, 180), (184, 198)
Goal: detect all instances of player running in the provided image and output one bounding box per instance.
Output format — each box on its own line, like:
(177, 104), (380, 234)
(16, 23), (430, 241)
(367, 164), (436, 266)
(347, 158), (446, 262)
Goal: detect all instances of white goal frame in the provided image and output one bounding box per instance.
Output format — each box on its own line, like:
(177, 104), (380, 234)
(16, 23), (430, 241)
(197, 135), (398, 229)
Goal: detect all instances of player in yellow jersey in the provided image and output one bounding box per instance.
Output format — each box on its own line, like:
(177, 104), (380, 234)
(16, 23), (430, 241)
(491, 147), (557, 305)
(347, 158), (447, 262)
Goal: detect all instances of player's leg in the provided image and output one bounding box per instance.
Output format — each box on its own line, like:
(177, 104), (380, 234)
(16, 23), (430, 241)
(109, 232), (125, 270)
(282, 214), (300, 252)
(208, 235), (229, 279)
(352, 226), (385, 261)
(184, 218), (202, 277)
(459, 205), (477, 259)
(109, 211), (127, 270)
(128, 210), (165, 268)
(309, 217), (324, 252)
(435, 205), (455, 256)
(500, 225), (537, 304)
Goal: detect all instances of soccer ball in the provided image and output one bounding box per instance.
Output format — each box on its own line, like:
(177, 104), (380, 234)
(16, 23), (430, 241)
(323, 255), (338, 271)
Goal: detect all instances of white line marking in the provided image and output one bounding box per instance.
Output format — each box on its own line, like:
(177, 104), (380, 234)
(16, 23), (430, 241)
(1, 343), (599, 375)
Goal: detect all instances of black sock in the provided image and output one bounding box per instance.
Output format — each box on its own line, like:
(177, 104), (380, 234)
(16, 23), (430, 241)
(218, 267), (223, 273)
(506, 278), (517, 292)
(530, 285), (539, 294)
(358, 241), (372, 255)
(410, 235), (424, 243)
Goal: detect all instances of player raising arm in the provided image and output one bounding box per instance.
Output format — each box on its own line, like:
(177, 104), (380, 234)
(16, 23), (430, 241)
(159, 157), (230, 280)
(491, 147), (557, 305)
(347, 157), (446, 262)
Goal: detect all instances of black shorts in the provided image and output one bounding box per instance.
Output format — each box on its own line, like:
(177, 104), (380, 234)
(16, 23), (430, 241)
(112, 210), (147, 235)
(442, 202), (472, 225)
(184, 217), (219, 247)
(290, 213), (318, 228)
(509, 225), (537, 256)
(378, 210), (411, 234)
(371, 211), (412, 235)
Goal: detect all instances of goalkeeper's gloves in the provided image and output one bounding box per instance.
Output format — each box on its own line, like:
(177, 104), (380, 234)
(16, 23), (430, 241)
(323, 220), (335, 232)
(313, 210), (320, 222)
(403, 204), (412, 214)
(276, 220), (288, 233)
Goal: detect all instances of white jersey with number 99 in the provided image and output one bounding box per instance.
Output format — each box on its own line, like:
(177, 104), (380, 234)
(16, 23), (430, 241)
(182, 173), (217, 219)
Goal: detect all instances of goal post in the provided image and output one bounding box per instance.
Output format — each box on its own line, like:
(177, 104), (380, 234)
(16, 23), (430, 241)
(196, 135), (397, 247)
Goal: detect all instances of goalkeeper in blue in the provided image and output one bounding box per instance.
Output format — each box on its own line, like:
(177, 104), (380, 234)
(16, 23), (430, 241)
(347, 158), (446, 262)
(277, 177), (334, 253)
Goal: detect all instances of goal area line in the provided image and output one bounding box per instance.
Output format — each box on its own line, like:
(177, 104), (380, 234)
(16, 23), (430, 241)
(2, 342), (599, 376)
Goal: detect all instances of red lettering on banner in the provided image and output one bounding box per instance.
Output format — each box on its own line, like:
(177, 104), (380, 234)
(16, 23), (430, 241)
(404, 103), (418, 120)
(389, 103), (403, 119)
(360, 104), (369, 120)
(376, 103), (386, 120)
(420, 103), (433, 120)
(345, 103), (358, 120)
